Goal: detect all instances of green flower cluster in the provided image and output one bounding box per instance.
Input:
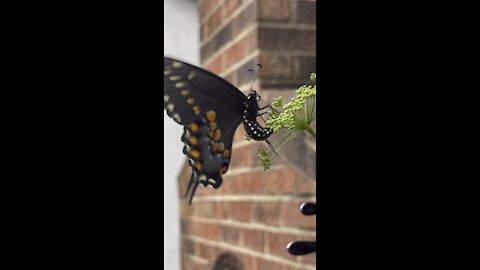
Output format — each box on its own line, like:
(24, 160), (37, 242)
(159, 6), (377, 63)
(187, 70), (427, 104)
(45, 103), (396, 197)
(248, 73), (317, 171)
(258, 148), (270, 170)
(267, 73), (316, 137)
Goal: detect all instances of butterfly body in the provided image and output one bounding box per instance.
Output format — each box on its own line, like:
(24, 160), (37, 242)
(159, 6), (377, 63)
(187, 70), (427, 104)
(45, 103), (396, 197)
(242, 91), (273, 141)
(164, 57), (272, 204)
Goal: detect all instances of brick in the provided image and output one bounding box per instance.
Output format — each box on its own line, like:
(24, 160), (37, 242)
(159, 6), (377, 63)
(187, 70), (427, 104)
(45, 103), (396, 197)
(182, 238), (196, 254)
(235, 176), (254, 194)
(213, 252), (246, 269)
(207, 5), (225, 37)
(205, 53), (226, 74)
(232, 2), (257, 36)
(280, 133), (317, 181)
(199, 0), (221, 22)
(181, 200), (194, 216)
(218, 169), (267, 195)
(233, 124), (248, 143)
(246, 28), (258, 52)
(188, 220), (222, 241)
(221, 225), (240, 245)
(266, 231), (299, 258)
(193, 201), (223, 219)
(228, 201), (252, 222)
(258, 0), (290, 21)
(181, 255), (196, 270)
(258, 259), (296, 270)
(280, 201), (316, 229)
(226, 37), (247, 67)
(181, 219), (191, 235)
(205, 223), (222, 241)
(297, 1), (317, 24)
(249, 170), (267, 193)
(258, 27), (316, 50)
(242, 255), (256, 270)
(242, 228), (265, 252)
(200, 22), (209, 41)
(295, 175), (316, 195)
(299, 249), (317, 265)
(264, 170), (280, 193)
(201, 23), (232, 62)
(276, 167), (296, 193)
(198, 242), (217, 261)
(224, 72), (236, 85)
(225, 0), (242, 18)
(229, 143), (257, 168)
(254, 201), (280, 226)
(294, 55), (316, 80)
(259, 52), (292, 79)
(193, 201), (214, 218)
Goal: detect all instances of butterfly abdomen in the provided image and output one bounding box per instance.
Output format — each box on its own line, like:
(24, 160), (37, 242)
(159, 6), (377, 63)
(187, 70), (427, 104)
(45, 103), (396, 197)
(243, 119), (273, 141)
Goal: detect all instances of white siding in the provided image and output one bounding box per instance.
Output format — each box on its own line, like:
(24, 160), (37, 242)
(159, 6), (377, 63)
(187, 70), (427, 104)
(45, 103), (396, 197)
(164, 0), (199, 269)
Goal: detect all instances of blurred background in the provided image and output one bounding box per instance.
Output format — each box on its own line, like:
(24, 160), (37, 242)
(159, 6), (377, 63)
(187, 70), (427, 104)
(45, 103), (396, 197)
(164, 0), (199, 269)
(165, 0), (316, 269)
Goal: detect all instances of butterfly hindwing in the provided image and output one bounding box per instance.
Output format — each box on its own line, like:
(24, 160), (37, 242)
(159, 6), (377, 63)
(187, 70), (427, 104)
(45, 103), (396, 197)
(164, 57), (247, 203)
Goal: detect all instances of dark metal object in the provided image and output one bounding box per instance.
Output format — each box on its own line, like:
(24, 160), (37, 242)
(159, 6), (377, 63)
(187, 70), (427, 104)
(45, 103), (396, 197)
(287, 241), (317, 256)
(300, 202), (316, 216)
(287, 202), (317, 256)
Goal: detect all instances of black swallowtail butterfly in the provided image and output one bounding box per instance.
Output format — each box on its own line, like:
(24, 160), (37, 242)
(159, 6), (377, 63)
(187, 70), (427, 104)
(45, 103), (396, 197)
(164, 57), (275, 204)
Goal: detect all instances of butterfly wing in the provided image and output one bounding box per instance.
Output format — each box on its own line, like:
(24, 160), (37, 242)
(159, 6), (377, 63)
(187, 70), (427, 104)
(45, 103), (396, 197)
(164, 57), (246, 203)
(164, 57), (246, 125)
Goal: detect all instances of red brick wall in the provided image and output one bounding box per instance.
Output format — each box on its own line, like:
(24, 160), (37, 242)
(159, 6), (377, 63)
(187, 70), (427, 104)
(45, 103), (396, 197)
(179, 1), (316, 269)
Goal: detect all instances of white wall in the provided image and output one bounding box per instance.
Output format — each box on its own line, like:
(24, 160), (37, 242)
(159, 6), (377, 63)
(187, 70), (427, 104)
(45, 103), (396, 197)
(164, 0), (199, 269)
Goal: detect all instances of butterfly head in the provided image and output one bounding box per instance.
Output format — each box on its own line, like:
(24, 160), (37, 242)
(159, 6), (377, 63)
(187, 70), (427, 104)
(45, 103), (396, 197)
(247, 90), (261, 102)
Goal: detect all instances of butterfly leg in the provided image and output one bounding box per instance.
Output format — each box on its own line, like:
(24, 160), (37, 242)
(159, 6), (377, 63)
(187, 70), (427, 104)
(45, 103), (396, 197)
(188, 181), (200, 205)
(185, 170), (196, 198)
(185, 170), (201, 205)
(257, 105), (278, 115)
(266, 139), (280, 157)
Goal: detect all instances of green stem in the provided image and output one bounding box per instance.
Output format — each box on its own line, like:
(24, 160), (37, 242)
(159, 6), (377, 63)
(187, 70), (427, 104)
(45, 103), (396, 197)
(306, 125), (316, 139)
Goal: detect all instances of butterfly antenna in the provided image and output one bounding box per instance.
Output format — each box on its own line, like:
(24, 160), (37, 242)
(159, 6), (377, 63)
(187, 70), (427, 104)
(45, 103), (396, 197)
(249, 64), (263, 91)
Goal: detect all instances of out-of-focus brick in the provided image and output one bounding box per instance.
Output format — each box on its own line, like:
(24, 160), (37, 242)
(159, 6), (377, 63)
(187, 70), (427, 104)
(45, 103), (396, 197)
(254, 201), (280, 226)
(221, 225), (240, 245)
(258, 0), (290, 21)
(242, 254), (256, 270)
(297, 1), (317, 24)
(205, 53), (226, 74)
(280, 201), (317, 229)
(232, 2), (257, 36)
(258, 27), (316, 50)
(242, 228), (265, 252)
(228, 201), (252, 222)
(259, 52), (292, 79)
(294, 55), (316, 80)
(226, 37), (247, 67)
(266, 231), (299, 258)
(225, 0), (242, 18)
(182, 237), (196, 255)
(199, 0), (221, 22)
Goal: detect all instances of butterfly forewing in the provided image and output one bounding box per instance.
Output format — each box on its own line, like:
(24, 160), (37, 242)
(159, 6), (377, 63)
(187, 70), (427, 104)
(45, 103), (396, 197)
(164, 57), (245, 125)
(163, 57), (247, 203)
